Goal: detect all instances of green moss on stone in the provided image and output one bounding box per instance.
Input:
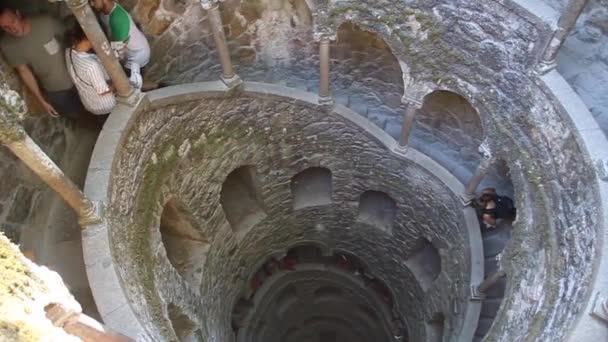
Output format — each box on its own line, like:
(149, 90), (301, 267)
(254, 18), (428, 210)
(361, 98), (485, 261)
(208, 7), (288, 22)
(127, 143), (180, 339)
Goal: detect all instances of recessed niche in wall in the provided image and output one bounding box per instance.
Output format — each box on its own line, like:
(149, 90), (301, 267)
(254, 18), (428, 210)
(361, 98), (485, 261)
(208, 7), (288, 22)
(168, 303), (200, 342)
(319, 331), (337, 342)
(356, 191), (397, 233)
(358, 304), (379, 322)
(277, 285), (298, 316)
(418, 90), (483, 152)
(404, 238), (441, 290)
(232, 298), (254, 330)
(220, 166), (267, 237)
(426, 313), (445, 342)
(290, 167), (333, 210)
(289, 244), (324, 262)
(334, 21), (405, 134)
(314, 286), (343, 302)
(160, 198), (209, 289)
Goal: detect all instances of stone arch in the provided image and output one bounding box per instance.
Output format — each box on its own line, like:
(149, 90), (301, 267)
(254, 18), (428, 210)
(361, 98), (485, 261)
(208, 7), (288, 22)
(244, 250), (286, 295)
(167, 303), (200, 342)
(288, 243), (325, 261)
(286, 240), (331, 258)
(159, 197), (209, 290)
(222, 0), (315, 68)
(426, 312), (445, 342)
(332, 249), (373, 275)
(420, 90), (484, 141)
(331, 21), (406, 130)
(231, 297), (254, 331)
(356, 190), (397, 234)
(404, 238), (441, 291)
(400, 88), (489, 185)
(323, 14), (413, 96)
(480, 157), (515, 199)
(290, 167), (333, 209)
(421, 82), (494, 138)
(276, 285), (299, 315)
(418, 90), (484, 164)
(220, 165), (267, 239)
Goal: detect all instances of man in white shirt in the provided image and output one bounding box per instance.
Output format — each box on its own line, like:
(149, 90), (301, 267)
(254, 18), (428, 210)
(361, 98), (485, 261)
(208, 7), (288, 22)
(89, 0), (150, 90)
(65, 25), (116, 115)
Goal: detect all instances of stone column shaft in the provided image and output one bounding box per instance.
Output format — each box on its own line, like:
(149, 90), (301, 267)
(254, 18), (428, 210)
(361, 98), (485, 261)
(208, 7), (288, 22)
(65, 0), (134, 99)
(478, 270), (506, 293)
(206, 4), (241, 88)
(398, 102), (420, 147)
(46, 303), (132, 341)
(464, 154), (496, 198)
(538, 0), (589, 72)
(319, 39), (333, 105)
(5, 135), (100, 226)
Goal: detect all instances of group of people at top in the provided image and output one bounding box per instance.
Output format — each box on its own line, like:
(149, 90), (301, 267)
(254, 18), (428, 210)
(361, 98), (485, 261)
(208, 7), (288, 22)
(0, 0), (153, 120)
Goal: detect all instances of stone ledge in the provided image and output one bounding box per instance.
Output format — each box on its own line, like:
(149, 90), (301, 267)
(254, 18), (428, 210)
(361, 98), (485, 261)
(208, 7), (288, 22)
(82, 223), (146, 340)
(496, 0), (559, 29)
(146, 81), (229, 109)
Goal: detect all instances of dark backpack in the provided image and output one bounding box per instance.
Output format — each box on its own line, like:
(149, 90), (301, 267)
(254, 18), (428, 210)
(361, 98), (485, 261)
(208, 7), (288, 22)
(495, 195), (516, 220)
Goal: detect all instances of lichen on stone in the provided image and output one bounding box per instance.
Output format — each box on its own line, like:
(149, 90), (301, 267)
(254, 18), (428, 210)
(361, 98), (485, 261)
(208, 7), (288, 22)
(0, 233), (81, 341)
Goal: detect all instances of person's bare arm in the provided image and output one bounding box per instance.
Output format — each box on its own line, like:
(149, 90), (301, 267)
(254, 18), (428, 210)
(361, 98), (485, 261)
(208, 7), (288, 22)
(15, 64), (59, 117)
(483, 214), (497, 228)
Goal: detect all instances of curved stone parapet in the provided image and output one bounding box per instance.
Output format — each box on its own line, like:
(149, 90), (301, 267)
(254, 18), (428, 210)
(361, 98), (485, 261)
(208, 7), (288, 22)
(83, 82), (484, 341)
(538, 70), (608, 341)
(71, 1), (608, 338)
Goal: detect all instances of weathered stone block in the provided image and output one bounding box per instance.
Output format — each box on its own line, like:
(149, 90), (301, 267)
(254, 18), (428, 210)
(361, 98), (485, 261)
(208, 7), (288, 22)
(478, 40), (508, 71)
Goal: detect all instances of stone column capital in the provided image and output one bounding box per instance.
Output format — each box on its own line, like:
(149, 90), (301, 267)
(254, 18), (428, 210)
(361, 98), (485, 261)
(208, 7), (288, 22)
(64, 0), (89, 9)
(313, 32), (337, 42)
(0, 86), (27, 144)
(401, 83), (431, 109)
(401, 95), (423, 109)
(48, 0), (88, 9)
(478, 138), (494, 162)
(200, 0), (224, 10)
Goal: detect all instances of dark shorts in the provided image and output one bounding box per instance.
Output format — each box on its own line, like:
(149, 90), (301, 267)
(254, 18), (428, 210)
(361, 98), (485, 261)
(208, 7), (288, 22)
(46, 87), (85, 120)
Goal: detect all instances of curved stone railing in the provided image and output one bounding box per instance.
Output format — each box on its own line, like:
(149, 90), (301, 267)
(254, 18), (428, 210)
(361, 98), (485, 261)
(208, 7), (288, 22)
(538, 70), (608, 341)
(82, 81), (484, 341)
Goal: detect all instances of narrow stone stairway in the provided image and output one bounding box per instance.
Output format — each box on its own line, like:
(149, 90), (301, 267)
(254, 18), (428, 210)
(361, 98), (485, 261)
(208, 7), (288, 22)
(473, 223), (511, 341)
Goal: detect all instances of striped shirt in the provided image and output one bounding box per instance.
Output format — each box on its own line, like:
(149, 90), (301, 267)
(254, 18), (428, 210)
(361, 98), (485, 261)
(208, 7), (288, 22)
(65, 49), (116, 115)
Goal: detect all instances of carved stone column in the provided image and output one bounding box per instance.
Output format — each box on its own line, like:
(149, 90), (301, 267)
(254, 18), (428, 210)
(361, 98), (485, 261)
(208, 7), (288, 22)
(537, 0), (590, 74)
(46, 303), (133, 341)
(0, 87), (101, 227)
(395, 97), (423, 153)
(462, 139), (496, 205)
(314, 33), (336, 106)
(63, 0), (138, 104)
(201, 0), (242, 89)
(471, 270), (506, 300)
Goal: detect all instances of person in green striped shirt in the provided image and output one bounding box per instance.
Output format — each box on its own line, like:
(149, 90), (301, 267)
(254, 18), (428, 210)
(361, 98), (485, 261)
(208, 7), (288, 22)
(89, 0), (150, 90)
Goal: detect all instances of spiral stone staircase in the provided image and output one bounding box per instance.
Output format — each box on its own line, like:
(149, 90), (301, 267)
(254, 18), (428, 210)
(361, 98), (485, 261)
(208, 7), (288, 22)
(1, 0), (608, 341)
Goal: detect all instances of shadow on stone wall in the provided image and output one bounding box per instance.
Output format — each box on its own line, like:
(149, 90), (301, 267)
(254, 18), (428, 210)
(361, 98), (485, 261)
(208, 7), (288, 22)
(0, 54), (101, 319)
